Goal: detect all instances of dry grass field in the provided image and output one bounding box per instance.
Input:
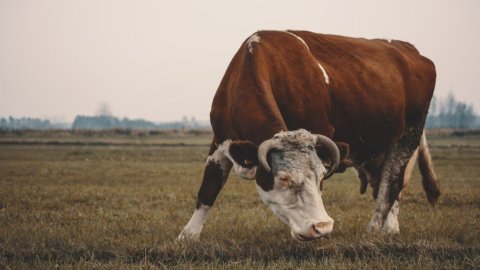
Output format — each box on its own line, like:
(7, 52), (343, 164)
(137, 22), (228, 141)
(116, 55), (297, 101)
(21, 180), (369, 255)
(0, 130), (479, 269)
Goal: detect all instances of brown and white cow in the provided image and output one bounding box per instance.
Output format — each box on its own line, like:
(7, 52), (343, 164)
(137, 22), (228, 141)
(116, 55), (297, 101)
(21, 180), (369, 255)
(177, 30), (440, 241)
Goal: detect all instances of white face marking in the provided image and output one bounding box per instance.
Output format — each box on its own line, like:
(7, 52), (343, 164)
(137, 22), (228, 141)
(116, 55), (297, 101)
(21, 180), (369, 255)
(256, 129), (333, 239)
(247, 33), (261, 54)
(177, 204), (210, 240)
(256, 180), (333, 238)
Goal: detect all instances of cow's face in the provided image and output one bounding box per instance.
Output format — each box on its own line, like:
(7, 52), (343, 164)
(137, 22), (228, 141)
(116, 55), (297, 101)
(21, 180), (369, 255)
(254, 130), (342, 241)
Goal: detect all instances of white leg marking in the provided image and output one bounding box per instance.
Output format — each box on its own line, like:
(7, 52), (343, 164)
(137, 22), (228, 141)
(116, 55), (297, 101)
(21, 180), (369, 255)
(367, 173), (391, 232)
(177, 205), (210, 240)
(367, 213), (383, 233)
(382, 200), (400, 234)
(247, 33), (261, 54)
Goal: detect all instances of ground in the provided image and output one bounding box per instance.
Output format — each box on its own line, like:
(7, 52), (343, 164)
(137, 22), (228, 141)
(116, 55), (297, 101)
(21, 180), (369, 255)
(0, 130), (479, 269)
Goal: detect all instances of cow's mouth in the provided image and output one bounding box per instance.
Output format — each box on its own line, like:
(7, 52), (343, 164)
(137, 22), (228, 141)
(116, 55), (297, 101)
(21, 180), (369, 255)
(291, 231), (316, 242)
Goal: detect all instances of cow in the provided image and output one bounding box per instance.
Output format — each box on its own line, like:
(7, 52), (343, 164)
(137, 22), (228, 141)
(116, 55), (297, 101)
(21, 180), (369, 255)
(177, 30), (440, 242)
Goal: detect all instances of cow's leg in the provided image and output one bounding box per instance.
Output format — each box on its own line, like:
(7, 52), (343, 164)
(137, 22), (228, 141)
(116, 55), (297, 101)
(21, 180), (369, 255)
(382, 199), (400, 233)
(367, 126), (423, 233)
(177, 141), (232, 240)
(381, 148), (418, 233)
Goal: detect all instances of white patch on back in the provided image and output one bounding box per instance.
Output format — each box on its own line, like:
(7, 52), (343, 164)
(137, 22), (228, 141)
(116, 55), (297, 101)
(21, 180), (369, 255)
(317, 62), (330, 85)
(247, 33), (261, 54)
(177, 204), (210, 240)
(284, 31), (310, 50)
(284, 31), (330, 85)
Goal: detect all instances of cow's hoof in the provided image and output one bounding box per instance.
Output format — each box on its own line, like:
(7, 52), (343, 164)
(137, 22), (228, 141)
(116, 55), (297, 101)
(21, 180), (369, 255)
(381, 200), (400, 234)
(366, 219), (382, 233)
(381, 220), (400, 234)
(176, 230), (200, 242)
(382, 225), (400, 234)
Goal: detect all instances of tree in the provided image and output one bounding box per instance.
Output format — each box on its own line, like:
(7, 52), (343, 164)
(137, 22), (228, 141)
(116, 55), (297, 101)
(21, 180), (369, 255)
(426, 92), (478, 128)
(96, 102), (112, 117)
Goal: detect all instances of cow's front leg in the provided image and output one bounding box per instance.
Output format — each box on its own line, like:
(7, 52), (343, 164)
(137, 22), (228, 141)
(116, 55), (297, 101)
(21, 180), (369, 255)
(177, 142), (232, 240)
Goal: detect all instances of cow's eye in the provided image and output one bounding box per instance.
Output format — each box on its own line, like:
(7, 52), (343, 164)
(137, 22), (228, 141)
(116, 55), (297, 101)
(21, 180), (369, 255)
(243, 159), (253, 166)
(277, 172), (291, 183)
(307, 145), (315, 151)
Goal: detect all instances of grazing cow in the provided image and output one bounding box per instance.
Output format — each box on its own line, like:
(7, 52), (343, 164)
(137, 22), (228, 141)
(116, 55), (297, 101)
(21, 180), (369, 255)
(178, 30), (440, 241)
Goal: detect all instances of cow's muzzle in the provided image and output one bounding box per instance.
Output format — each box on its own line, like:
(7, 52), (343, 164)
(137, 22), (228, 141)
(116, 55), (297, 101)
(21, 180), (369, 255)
(290, 220), (334, 242)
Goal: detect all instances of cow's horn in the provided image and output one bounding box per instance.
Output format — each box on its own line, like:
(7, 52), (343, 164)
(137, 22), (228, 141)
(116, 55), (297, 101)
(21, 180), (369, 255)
(257, 139), (279, 172)
(315, 135), (340, 178)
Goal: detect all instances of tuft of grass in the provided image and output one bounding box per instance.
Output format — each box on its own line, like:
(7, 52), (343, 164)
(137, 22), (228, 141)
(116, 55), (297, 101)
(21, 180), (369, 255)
(0, 132), (479, 269)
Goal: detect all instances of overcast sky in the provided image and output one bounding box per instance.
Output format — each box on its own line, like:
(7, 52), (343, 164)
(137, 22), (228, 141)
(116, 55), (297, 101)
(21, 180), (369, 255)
(1, 0), (479, 122)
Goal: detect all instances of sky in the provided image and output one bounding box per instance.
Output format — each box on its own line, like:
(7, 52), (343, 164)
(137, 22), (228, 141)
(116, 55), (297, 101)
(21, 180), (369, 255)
(0, 0), (479, 123)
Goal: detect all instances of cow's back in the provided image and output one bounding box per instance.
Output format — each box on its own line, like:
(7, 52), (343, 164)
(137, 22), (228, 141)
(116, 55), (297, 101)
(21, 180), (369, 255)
(287, 31), (435, 159)
(210, 30), (436, 161)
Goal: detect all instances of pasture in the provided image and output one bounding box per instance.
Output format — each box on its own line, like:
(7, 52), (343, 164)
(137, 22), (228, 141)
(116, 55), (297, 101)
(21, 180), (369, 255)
(0, 130), (479, 269)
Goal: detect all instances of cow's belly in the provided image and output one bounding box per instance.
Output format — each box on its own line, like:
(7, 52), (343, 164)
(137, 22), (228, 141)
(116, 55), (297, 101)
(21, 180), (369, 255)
(334, 101), (404, 163)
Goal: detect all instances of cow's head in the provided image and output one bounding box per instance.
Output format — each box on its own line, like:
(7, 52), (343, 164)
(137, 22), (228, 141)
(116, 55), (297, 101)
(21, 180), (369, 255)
(227, 129), (349, 241)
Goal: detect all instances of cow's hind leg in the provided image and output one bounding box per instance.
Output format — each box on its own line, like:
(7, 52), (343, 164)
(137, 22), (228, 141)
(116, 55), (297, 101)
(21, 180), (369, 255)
(382, 199), (400, 233)
(367, 126), (423, 233)
(177, 141), (232, 240)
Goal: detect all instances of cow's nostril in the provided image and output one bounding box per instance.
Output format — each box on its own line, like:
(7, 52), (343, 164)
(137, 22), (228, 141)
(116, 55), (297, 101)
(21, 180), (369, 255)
(316, 222), (328, 229)
(312, 221), (334, 236)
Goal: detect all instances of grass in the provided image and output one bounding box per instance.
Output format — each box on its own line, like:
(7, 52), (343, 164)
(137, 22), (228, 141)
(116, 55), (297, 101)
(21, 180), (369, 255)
(0, 131), (479, 269)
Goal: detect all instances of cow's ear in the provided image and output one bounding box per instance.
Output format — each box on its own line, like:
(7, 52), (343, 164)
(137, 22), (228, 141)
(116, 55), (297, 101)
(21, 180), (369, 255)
(316, 141), (352, 173)
(335, 142), (350, 162)
(228, 141), (259, 168)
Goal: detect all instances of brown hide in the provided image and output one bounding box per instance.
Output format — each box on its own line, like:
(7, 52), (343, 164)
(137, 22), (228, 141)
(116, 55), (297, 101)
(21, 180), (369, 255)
(210, 30), (436, 166)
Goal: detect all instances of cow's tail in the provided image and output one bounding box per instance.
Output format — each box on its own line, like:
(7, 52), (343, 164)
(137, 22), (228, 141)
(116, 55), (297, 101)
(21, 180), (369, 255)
(404, 131), (441, 204)
(418, 132), (441, 204)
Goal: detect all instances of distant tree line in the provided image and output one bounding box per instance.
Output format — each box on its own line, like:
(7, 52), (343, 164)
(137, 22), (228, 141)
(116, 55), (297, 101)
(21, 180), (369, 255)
(71, 115), (208, 130)
(0, 116), (68, 130)
(0, 115), (210, 130)
(426, 93), (479, 128)
(1, 94), (478, 130)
